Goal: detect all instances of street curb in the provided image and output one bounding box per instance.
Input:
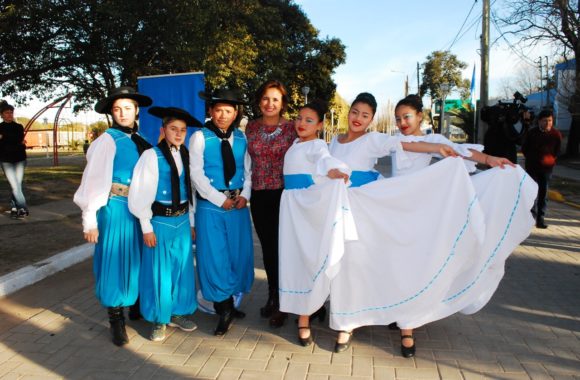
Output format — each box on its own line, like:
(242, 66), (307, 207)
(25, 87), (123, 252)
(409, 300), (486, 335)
(549, 189), (580, 210)
(0, 243), (93, 297)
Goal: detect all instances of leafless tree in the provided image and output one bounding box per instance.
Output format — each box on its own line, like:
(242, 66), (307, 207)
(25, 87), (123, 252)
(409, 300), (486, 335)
(495, 0), (580, 156)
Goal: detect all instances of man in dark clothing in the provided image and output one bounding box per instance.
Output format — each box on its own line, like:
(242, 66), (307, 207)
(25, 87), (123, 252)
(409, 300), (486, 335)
(521, 109), (562, 229)
(0, 102), (29, 219)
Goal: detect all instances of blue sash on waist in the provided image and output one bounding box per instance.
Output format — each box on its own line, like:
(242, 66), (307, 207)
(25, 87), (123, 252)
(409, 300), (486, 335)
(350, 170), (380, 187)
(284, 174), (315, 190)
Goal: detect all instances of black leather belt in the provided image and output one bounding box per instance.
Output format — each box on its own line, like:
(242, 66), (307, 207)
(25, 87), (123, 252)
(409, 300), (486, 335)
(151, 201), (189, 217)
(196, 188), (242, 201)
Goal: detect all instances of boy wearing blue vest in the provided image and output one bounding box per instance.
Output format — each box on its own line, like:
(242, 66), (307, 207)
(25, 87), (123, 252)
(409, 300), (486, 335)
(129, 107), (202, 341)
(74, 87), (152, 346)
(189, 89), (254, 336)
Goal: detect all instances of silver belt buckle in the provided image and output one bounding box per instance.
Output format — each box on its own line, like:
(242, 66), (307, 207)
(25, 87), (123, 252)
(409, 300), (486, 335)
(223, 190), (231, 199)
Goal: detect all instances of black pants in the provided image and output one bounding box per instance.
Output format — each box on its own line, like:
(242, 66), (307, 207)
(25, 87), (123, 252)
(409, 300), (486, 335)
(528, 170), (552, 221)
(250, 188), (283, 291)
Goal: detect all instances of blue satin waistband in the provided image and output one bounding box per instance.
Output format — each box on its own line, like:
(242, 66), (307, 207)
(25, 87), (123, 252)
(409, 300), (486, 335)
(350, 170), (380, 187)
(284, 174), (315, 189)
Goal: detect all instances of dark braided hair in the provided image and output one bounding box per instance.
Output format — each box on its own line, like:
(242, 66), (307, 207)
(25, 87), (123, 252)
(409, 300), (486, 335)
(351, 92), (377, 115)
(395, 94), (423, 113)
(300, 99), (328, 122)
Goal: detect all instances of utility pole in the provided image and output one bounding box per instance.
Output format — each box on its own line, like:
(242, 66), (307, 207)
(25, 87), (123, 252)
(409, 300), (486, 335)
(477, 0), (490, 144)
(538, 57), (543, 108)
(545, 55), (550, 107)
(416, 62), (421, 95)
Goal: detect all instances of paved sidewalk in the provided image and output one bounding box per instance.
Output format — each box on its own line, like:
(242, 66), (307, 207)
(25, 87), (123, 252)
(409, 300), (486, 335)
(0, 201), (579, 379)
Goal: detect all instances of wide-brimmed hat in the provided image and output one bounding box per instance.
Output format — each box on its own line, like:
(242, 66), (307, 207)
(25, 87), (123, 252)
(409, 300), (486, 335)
(148, 106), (203, 128)
(94, 86), (153, 114)
(198, 88), (248, 106)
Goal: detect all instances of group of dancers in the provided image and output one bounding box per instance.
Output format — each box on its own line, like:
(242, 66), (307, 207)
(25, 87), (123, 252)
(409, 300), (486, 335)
(74, 80), (537, 358)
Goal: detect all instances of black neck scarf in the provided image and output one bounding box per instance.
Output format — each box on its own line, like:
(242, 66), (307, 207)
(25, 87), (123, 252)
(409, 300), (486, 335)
(157, 139), (192, 208)
(204, 120), (236, 188)
(111, 122), (152, 156)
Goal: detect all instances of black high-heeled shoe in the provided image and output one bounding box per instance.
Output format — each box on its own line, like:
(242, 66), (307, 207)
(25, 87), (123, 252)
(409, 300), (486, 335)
(297, 326), (313, 347)
(334, 330), (353, 353)
(401, 335), (415, 358)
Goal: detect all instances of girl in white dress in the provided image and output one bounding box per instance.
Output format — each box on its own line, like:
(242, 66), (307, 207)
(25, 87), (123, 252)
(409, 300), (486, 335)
(278, 100), (355, 347)
(388, 95), (536, 357)
(329, 93), (484, 355)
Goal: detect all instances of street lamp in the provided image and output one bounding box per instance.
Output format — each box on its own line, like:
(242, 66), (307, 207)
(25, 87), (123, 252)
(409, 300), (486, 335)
(301, 86), (310, 104)
(439, 83), (450, 136)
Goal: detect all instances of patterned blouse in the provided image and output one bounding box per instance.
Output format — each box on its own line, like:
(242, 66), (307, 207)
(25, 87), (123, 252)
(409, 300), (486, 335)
(246, 118), (297, 190)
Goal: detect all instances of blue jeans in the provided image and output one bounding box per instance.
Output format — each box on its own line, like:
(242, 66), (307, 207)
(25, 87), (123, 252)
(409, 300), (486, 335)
(1, 160), (27, 209)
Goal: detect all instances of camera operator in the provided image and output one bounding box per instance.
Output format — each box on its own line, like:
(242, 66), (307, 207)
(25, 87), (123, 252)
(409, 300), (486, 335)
(482, 92), (531, 164)
(521, 109), (562, 229)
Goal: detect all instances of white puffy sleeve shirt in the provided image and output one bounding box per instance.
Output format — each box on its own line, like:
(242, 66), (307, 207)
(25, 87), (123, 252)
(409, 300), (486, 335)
(328, 132), (410, 171)
(189, 130), (252, 208)
(73, 133), (116, 233)
(128, 148), (195, 234)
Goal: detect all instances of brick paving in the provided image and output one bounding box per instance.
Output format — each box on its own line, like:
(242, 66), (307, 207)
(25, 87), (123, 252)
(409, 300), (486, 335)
(0, 188), (579, 379)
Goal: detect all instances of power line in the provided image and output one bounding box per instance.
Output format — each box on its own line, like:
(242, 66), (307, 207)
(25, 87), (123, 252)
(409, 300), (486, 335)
(490, 10), (537, 66)
(443, 0), (478, 51)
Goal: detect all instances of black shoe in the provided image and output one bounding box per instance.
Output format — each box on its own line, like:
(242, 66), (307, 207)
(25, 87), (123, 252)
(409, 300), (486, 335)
(269, 310), (288, 328)
(108, 307), (129, 346)
(388, 322), (399, 330)
(260, 290), (277, 318)
(16, 208), (29, 218)
(536, 221), (548, 229)
(214, 298), (234, 336)
(298, 326), (313, 347)
(401, 335), (415, 358)
(214, 310), (234, 336)
(334, 330), (353, 353)
(128, 301), (142, 321)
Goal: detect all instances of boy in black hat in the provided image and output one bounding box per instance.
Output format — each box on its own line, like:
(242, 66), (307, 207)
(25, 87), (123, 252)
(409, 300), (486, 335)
(0, 102), (29, 219)
(129, 107), (202, 341)
(189, 88), (254, 335)
(73, 86), (152, 346)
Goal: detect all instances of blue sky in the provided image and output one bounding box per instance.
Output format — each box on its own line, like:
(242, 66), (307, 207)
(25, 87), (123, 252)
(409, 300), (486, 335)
(295, 0), (549, 108)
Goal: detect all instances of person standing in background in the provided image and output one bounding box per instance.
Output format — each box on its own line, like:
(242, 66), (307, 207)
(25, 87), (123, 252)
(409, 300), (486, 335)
(246, 80), (296, 327)
(521, 109), (562, 229)
(0, 102), (29, 219)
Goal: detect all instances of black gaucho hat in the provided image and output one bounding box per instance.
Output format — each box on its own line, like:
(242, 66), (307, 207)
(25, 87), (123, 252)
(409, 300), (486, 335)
(94, 86), (153, 114)
(0, 101), (14, 113)
(198, 88), (249, 106)
(148, 106), (203, 128)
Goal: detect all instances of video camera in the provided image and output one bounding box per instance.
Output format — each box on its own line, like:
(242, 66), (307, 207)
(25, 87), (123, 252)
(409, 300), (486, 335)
(481, 92), (534, 163)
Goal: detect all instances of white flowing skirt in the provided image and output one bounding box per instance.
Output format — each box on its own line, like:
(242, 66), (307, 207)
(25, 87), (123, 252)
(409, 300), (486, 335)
(279, 179), (358, 316)
(329, 158), (536, 331)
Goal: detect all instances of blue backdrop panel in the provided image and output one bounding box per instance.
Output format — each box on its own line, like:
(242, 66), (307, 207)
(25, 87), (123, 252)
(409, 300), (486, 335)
(137, 72), (206, 146)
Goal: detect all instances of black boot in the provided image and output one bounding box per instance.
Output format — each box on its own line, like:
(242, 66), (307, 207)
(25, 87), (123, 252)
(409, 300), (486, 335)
(214, 298), (234, 336)
(260, 289), (277, 318)
(107, 307), (129, 346)
(128, 298), (142, 321)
